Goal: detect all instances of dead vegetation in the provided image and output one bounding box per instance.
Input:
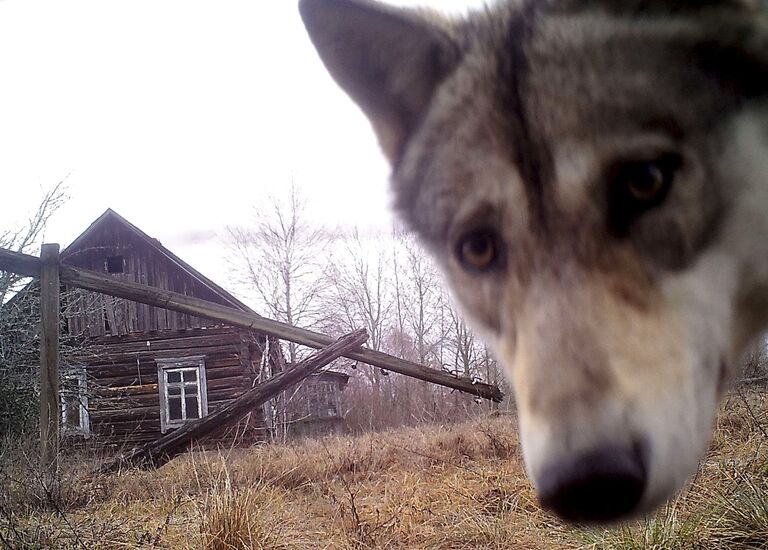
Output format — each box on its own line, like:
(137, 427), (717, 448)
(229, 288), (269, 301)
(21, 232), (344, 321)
(0, 391), (766, 549)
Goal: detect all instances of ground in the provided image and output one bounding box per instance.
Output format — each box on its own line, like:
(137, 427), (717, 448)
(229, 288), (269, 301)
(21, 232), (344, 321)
(1, 391), (766, 549)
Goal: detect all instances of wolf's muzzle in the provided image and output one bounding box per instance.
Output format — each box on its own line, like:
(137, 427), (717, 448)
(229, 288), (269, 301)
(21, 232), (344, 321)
(537, 441), (647, 523)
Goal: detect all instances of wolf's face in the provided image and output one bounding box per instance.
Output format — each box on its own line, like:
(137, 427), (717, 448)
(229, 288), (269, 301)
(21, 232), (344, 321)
(300, 0), (768, 523)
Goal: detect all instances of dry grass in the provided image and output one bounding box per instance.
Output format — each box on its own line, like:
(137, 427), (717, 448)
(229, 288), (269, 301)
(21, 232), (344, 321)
(0, 392), (766, 549)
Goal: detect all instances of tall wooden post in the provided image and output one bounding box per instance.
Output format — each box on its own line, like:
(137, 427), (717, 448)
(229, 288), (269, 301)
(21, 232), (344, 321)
(39, 243), (60, 468)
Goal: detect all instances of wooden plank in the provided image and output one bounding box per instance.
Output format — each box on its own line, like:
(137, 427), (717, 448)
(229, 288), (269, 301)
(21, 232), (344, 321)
(89, 405), (159, 423)
(39, 244), (60, 467)
(92, 373), (246, 406)
(94, 383), (159, 398)
(99, 329), (369, 472)
(86, 333), (243, 354)
(95, 365), (244, 389)
(91, 326), (241, 345)
(0, 247), (41, 277)
(57, 262), (503, 402)
(207, 375), (248, 392)
(91, 393), (160, 411)
(104, 297), (118, 336)
(90, 385), (244, 418)
(79, 345), (241, 368)
(87, 361), (157, 379)
(0, 247), (504, 401)
(93, 418), (162, 434)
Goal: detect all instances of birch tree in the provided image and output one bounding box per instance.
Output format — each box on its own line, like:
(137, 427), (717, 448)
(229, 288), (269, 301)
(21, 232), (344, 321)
(323, 233), (395, 428)
(225, 185), (330, 365)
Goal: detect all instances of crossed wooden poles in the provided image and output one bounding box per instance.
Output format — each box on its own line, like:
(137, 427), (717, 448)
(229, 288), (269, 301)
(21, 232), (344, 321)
(0, 246), (504, 470)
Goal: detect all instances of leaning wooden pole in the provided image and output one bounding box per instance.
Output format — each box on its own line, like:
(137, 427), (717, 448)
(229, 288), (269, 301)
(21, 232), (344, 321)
(39, 243), (61, 468)
(59, 266), (503, 401)
(100, 329), (368, 473)
(0, 248), (503, 402)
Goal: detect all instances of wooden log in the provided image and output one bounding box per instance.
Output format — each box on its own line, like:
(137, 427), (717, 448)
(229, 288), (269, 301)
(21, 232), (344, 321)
(83, 332), (244, 354)
(90, 405), (160, 423)
(99, 329), (369, 472)
(0, 247), (503, 401)
(91, 393), (160, 411)
(88, 386), (248, 413)
(94, 383), (159, 398)
(206, 387), (248, 402)
(0, 247), (41, 277)
(202, 376), (246, 394)
(75, 345), (241, 366)
(94, 365), (244, 390)
(59, 262), (502, 401)
(91, 326), (241, 345)
(39, 244), (60, 468)
(92, 418), (162, 434)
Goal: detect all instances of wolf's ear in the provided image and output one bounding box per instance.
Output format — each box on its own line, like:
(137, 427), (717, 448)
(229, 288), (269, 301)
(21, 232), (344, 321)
(299, 0), (459, 164)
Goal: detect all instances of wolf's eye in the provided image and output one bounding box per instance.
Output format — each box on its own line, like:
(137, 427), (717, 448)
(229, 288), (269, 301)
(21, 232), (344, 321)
(622, 162), (671, 203)
(613, 156), (679, 207)
(456, 228), (501, 272)
(625, 164), (666, 201)
(608, 154), (681, 235)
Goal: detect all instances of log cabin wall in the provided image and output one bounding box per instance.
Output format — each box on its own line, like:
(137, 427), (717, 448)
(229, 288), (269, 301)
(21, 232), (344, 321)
(77, 327), (269, 448)
(52, 209), (285, 448)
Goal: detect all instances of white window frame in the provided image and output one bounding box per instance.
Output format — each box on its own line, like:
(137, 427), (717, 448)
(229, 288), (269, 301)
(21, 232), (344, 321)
(61, 367), (90, 435)
(157, 356), (208, 433)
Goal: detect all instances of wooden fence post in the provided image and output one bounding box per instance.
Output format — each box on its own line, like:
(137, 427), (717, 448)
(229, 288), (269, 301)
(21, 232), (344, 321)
(39, 243), (60, 468)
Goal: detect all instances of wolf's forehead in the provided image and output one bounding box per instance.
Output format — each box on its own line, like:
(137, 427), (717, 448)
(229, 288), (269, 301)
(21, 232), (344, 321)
(395, 7), (753, 245)
(529, 24), (728, 138)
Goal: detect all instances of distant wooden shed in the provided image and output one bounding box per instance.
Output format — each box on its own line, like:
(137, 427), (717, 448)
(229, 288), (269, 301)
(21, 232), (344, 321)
(276, 370), (349, 438)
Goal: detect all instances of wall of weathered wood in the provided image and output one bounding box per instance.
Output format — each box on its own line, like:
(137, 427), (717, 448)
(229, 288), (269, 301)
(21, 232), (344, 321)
(76, 327), (271, 447)
(61, 220), (240, 337)
(280, 372), (348, 438)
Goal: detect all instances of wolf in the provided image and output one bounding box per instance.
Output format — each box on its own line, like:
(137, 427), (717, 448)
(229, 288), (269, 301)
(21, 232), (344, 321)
(299, 0), (768, 523)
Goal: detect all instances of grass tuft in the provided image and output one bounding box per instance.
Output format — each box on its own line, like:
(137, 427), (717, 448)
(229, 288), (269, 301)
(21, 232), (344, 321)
(0, 391), (766, 549)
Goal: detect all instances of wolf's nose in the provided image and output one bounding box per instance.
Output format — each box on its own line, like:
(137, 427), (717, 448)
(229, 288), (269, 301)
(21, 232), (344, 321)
(538, 444), (646, 523)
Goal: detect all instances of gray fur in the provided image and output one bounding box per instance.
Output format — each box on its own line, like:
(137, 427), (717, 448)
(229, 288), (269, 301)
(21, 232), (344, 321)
(301, 0), (768, 522)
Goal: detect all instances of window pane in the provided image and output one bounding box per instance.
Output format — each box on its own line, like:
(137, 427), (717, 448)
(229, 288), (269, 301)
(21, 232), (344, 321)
(168, 386), (181, 396)
(186, 386), (198, 397)
(167, 371), (181, 383)
(183, 370), (197, 382)
(186, 396), (199, 419)
(168, 397), (182, 420)
(63, 399), (80, 427)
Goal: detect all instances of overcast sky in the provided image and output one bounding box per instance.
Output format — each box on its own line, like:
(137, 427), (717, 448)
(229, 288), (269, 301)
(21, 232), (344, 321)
(0, 0), (485, 288)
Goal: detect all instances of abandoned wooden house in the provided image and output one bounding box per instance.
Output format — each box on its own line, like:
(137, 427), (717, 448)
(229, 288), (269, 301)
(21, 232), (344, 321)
(43, 208), (349, 447)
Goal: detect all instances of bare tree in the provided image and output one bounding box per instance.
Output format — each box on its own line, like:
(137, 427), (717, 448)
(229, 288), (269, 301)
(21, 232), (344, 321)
(225, 184), (331, 365)
(0, 181), (68, 306)
(323, 233), (395, 429)
(388, 234), (454, 423)
(394, 234), (444, 368)
(324, 233), (391, 352)
(225, 185), (335, 441)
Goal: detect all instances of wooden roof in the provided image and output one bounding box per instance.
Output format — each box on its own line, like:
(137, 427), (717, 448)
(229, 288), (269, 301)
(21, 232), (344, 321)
(60, 208), (254, 314)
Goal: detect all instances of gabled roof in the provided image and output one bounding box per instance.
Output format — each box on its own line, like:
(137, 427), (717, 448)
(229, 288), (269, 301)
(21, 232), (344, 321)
(61, 208), (255, 314)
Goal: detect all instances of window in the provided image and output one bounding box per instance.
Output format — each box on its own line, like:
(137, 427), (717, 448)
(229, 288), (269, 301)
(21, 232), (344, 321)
(157, 356), (208, 433)
(61, 367), (89, 435)
(106, 255), (124, 273)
